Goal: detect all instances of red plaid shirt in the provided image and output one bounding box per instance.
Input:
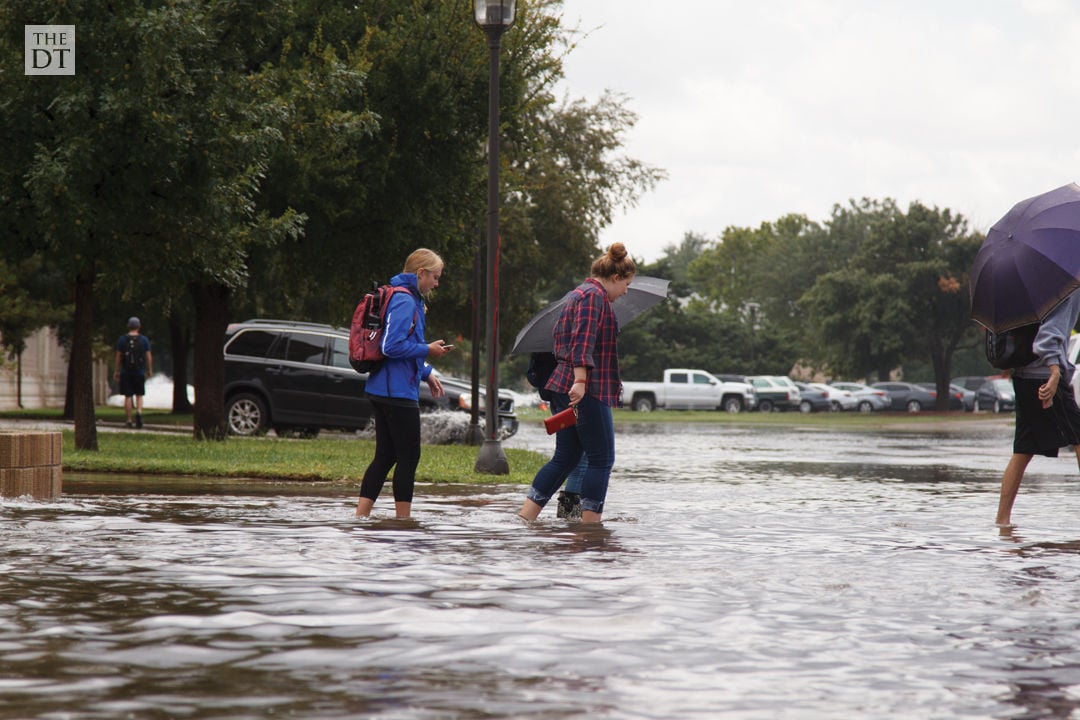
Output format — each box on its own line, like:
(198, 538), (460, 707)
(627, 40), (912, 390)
(546, 278), (622, 406)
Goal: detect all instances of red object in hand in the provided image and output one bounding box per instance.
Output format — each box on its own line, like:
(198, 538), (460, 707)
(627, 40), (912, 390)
(544, 406), (578, 434)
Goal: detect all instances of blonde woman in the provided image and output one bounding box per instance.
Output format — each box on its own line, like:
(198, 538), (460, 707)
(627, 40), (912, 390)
(356, 249), (454, 519)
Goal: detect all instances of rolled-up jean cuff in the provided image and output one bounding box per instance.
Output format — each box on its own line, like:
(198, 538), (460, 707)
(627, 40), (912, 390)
(527, 487), (551, 506)
(580, 498), (604, 514)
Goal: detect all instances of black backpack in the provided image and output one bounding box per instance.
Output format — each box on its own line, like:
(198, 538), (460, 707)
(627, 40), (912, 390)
(985, 323), (1039, 370)
(122, 335), (145, 372)
(526, 352), (558, 401)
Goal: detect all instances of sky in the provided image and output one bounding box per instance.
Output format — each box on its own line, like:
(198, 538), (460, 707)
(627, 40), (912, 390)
(554, 0), (1080, 263)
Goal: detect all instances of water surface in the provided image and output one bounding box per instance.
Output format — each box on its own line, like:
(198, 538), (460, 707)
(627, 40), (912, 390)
(6, 418), (1080, 719)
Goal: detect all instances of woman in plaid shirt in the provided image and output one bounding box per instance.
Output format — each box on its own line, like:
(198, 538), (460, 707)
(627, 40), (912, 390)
(518, 243), (636, 524)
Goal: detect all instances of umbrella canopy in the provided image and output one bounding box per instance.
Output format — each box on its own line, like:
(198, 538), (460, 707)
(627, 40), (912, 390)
(510, 275), (670, 355)
(970, 182), (1080, 334)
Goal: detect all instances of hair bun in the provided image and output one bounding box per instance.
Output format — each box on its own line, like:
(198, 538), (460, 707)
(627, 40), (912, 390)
(606, 242), (628, 261)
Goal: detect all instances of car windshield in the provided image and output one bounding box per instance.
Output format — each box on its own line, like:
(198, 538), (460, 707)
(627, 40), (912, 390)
(991, 379), (1011, 389)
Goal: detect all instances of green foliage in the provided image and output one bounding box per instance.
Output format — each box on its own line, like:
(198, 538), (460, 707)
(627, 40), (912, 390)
(800, 200), (982, 389)
(499, 89), (666, 347)
(620, 198), (983, 392)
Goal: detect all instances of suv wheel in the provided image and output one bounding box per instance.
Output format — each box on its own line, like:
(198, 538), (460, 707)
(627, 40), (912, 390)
(758, 399), (774, 412)
(723, 397), (744, 413)
(227, 393), (269, 436)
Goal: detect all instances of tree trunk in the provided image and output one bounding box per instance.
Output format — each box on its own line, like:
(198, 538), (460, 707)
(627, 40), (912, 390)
(72, 273), (98, 450)
(190, 281), (230, 441)
(929, 338), (951, 411)
(168, 313), (194, 414)
(63, 357), (75, 419)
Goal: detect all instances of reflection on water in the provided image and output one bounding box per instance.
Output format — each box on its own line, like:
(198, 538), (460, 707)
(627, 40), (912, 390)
(7, 420), (1080, 718)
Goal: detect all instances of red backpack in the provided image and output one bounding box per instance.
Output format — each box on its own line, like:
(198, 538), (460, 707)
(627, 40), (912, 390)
(348, 283), (417, 374)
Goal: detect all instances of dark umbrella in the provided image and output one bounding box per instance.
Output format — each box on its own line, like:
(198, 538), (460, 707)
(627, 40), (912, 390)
(510, 275), (670, 354)
(970, 182), (1080, 333)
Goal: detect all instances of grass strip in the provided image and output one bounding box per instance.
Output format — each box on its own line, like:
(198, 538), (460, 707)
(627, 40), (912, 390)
(62, 431), (544, 485)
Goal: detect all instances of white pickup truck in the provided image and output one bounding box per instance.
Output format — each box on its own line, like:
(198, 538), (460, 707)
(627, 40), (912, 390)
(621, 368), (756, 413)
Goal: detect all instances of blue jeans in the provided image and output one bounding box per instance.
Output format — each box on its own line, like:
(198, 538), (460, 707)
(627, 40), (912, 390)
(527, 393), (614, 513)
(565, 457), (585, 494)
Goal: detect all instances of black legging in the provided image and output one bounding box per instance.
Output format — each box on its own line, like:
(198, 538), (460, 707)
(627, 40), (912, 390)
(359, 398), (421, 503)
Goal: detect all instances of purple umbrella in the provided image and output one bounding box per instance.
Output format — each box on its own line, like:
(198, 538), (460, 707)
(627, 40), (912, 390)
(510, 275), (670, 354)
(970, 182), (1080, 333)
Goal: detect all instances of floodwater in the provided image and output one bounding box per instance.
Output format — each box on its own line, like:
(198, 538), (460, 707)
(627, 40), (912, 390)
(7, 417), (1080, 719)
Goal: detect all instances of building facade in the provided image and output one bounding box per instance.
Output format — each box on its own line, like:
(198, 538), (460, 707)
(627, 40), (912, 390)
(0, 327), (110, 410)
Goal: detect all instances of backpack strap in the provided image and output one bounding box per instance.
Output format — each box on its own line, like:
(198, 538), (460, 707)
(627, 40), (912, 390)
(389, 285), (419, 339)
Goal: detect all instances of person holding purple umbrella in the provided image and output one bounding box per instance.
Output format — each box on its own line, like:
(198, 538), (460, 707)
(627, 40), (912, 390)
(996, 286), (1080, 526)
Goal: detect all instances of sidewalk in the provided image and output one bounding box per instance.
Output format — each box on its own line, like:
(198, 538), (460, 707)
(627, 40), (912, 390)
(0, 417), (189, 435)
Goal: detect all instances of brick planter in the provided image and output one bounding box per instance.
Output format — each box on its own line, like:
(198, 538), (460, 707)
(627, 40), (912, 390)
(0, 431), (62, 500)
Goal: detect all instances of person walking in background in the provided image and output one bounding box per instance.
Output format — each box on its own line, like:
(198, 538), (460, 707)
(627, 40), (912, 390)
(356, 248), (454, 519)
(113, 316), (153, 429)
(996, 287), (1080, 526)
(518, 242), (636, 524)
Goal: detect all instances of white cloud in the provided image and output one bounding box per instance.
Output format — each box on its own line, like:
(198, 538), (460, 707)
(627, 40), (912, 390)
(555, 0), (1080, 262)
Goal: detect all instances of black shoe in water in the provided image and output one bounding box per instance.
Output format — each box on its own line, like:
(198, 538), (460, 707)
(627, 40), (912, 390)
(135, 413), (143, 429)
(557, 491), (581, 519)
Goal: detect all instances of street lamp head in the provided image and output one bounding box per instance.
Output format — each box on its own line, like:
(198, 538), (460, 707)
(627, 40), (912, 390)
(474, 0), (516, 29)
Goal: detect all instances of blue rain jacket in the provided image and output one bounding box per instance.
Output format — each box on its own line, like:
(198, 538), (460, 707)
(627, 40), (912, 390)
(365, 273), (432, 402)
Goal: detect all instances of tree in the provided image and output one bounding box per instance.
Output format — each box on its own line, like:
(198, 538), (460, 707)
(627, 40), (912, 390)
(687, 215), (826, 375)
(2, 0), (667, 433)
(800, 199), (982, 400)
(2, 1), (337, 442)
(498, 90), (666, 352)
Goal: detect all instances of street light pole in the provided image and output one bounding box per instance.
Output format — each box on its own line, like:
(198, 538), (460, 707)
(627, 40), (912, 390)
(473, 0), (514, 474)
(465, 231), (483, 445)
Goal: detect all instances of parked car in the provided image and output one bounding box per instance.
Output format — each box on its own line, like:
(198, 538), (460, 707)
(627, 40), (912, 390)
(951, 384), (977, 412)
(871, 382), (937, 412)
(793, 382), (831, 413)
(916, 382), (974, 411)
(223, 319), (517, 438)
(747, 375), (801, 412)
(975, 377), (1016, 413)
(426, 370), (519, 437)
(621, 368), (756, 412)
(808, 382), (858, 411)
(223, 319), (371, 437)
(829, 382), (892, 412)
(953, 375), (993, 393)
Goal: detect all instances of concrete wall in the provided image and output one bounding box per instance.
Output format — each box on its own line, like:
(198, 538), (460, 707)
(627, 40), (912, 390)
(0, 327), (110, 410)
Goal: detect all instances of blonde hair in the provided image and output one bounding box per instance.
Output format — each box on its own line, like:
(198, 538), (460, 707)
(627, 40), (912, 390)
(590, 242), (636, 280)
(404, 248), (444, 275)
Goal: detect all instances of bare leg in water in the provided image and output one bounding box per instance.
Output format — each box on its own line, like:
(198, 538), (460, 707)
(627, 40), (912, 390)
(356, 498), (412, 519)
(518, 498), (602, 524)
(995, 453), (1032, 526)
